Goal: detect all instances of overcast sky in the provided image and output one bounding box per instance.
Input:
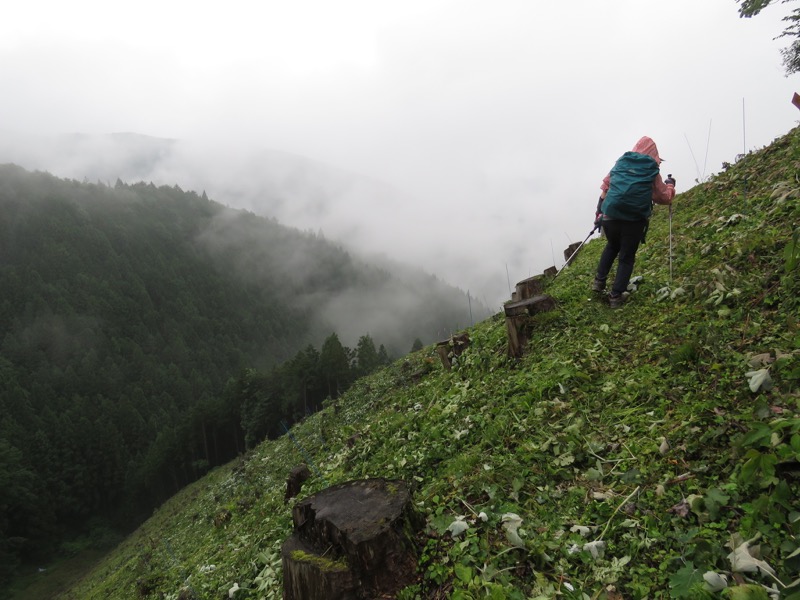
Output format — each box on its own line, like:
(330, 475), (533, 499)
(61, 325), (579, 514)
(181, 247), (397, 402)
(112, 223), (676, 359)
(1, 0), (798, 307)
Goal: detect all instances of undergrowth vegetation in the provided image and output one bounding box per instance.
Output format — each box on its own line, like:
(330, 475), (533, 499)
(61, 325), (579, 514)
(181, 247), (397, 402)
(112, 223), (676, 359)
(59, 127), (800, 599)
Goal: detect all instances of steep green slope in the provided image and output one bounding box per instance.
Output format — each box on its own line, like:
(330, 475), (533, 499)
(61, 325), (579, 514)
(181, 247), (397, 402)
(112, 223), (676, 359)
(57, 128), (798, 599)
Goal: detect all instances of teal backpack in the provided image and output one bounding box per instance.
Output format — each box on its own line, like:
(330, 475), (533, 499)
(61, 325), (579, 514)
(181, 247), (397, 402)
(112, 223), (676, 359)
(601, 151), (660, 221)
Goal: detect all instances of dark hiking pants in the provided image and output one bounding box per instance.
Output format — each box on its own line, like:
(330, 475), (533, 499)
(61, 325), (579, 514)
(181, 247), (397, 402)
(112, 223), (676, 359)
(596, 219), (648, 296)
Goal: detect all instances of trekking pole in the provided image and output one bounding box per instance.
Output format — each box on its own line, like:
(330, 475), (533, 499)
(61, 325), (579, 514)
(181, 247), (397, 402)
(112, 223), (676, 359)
(554, 224), (599, 279)
(669, 204), (674, 283)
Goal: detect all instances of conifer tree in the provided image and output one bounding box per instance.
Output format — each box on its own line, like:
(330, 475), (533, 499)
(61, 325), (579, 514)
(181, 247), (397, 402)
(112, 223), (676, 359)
(354, 334), (380, 377)
(319, 333), (351, 399)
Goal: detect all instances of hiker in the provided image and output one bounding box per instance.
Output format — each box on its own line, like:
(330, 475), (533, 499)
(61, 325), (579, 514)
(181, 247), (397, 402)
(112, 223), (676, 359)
(592, 136), (675, 308)
(665, 174), (676, 187)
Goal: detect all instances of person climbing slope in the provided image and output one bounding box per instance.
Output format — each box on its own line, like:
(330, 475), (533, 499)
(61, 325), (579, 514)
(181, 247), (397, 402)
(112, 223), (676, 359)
(592, 136), (675, 308)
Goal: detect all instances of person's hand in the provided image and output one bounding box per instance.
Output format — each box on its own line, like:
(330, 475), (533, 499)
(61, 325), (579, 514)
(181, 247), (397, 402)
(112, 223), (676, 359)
(594, 212), (603, 231)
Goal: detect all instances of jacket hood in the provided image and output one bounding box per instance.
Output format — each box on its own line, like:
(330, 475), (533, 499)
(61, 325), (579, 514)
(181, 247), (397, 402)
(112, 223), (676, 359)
(631, 136), (661, 163)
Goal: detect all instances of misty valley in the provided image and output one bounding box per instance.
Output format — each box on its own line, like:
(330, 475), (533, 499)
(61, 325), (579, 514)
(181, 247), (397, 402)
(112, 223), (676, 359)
(0, 164), (478, 591)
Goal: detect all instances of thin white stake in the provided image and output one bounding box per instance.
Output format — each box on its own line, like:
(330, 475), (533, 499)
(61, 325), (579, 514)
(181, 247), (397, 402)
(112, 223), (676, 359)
(742, 97), (747, 155)
(702, 119), (712, 181)
(684, 133), (701, 182)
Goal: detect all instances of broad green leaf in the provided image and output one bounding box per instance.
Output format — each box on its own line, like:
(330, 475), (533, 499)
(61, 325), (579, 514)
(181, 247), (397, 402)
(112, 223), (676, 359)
(454, 563), (473, 584)
(740, 450), (778, 487)
(620, 468), (641, 484)
(669, 562), (703, 598)
(740, 424), (772, 449)
(555, 453), (575, 466)
(431, 513), (454, 534)
(585, 467), (603, 481)
(486, 584), (509, 600)
(705, 487), (730, 506)
(721, 583), (769, 599)
(786, 546), (800, 573)
(704, 487), (730, 520)
(791, 433), (800, 455)
(773, 479), (794, 510)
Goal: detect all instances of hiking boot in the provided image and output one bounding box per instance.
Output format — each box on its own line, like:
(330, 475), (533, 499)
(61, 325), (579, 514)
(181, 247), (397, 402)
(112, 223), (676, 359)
(591, 278), (606, 292)
(608, 292), (629, 309)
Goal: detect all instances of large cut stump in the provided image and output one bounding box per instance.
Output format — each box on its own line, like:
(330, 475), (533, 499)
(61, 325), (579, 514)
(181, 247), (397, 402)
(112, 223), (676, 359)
(504, 294), (557, 358)
(282, 478), (420, 600)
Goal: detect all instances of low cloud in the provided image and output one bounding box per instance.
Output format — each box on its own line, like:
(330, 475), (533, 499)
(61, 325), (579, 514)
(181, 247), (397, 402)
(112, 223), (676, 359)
(0, 1), (797, 305)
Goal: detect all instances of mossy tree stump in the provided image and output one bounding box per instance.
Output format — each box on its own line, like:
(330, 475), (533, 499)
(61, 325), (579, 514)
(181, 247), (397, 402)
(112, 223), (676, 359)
(282, 478), (420, 600)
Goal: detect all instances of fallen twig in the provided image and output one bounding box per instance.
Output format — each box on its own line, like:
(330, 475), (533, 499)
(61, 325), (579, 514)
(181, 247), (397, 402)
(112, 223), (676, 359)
(597, 485), (641, 542)
(665, 472), (695, 485)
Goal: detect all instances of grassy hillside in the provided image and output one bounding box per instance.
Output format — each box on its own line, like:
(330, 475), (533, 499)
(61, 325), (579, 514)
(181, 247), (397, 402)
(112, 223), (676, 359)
(54, 127), (799, 599)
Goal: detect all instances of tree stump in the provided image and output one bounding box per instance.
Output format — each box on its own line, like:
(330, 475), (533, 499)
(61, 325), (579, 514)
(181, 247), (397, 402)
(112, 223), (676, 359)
(504, 294), (557, 357)
(514, 275), (545, 301)
(434, 332), (470, 370)
(285, 463), (312, 503)
(563, 241), (583, 266)
(282, 478), (420, 600)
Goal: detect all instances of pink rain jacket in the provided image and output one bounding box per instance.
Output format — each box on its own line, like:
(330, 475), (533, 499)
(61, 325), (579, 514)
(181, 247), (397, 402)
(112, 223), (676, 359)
(600, 136), (675, 205)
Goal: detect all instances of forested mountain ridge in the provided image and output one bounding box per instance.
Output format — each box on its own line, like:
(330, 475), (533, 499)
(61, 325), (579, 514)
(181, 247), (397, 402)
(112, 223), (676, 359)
(0, 164), (477, 586)
(47, 126), (800, 599)
(0, 132), (426, 284)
